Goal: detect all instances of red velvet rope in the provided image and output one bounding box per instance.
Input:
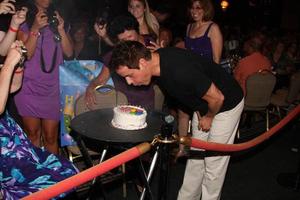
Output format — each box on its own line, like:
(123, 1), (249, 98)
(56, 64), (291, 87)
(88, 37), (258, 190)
(182, 105), (300, 152)
(22, 143), (151, 200)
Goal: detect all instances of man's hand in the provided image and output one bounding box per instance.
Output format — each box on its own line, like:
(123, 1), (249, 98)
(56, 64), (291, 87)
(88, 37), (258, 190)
(198, 115), (213, 132)
(84, 82), (97, 110)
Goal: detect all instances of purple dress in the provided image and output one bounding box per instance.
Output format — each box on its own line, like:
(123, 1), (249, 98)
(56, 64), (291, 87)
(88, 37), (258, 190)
(15, 24), (63, 120)
(185, 23), (214, 61)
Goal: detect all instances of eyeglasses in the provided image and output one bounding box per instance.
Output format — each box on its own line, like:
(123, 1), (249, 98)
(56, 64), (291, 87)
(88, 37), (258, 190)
(191, 6), (203, 10)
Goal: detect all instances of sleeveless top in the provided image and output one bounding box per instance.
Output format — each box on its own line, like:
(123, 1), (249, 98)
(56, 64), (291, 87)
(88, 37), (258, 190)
(185, 23), (213, 61)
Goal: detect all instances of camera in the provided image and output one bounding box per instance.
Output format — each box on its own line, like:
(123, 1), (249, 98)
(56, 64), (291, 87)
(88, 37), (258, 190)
(47, 6), (61, 42)
(96, 16), (107, 27)
(48, 13), (59, 28)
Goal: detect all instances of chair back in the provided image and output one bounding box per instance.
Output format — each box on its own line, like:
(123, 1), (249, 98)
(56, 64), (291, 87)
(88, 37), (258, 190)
(75, 85), (128, 116)
(244, 71), (276, 110)
(286, 71), (300, 103)
(153, 84), (165, 111)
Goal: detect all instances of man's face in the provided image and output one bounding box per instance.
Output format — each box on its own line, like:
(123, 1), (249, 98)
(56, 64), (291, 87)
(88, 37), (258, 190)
(116, 62), (152, 86)
(117, 30), (139, 42)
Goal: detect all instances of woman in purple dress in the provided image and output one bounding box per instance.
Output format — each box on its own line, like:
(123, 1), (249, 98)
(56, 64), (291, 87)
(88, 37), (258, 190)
(15, 0), (73, 154)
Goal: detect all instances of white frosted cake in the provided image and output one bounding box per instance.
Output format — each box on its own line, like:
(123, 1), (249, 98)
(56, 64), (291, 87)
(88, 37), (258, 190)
(111, 105), (147, 130)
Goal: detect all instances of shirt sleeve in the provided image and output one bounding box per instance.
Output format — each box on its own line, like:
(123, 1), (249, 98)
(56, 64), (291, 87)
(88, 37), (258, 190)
(193, 73), (212, 99)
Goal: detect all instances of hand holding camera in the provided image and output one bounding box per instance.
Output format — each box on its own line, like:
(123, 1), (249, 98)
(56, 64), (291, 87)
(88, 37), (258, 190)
(31, 10), (48, 31)
(46, 8), (62, 42)
(94, 22), (107, 38)
(94, 6), (110, 39)
(5, 40), (27, 69)
(10, 7), (27, 28)
(0, 0), (15, 15)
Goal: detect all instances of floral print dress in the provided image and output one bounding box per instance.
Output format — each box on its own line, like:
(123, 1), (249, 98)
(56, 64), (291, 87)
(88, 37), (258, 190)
(0, 111), (78, 200)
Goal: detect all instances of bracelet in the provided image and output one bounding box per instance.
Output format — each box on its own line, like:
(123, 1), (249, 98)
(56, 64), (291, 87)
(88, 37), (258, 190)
(9, 26), (18, 33)
(30, 31), (41, 38)
(14, 68), (24, 74)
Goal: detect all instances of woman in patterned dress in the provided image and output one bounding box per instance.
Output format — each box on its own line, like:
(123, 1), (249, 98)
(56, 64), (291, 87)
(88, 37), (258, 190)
(0, 42), (78, 199)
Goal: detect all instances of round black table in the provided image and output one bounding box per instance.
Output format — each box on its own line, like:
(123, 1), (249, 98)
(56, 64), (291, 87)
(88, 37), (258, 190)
(70, 108), (169, 200)
(70, 108), (164, 143)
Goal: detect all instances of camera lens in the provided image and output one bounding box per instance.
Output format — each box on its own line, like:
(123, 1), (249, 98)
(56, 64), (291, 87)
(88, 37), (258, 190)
(48, 15), (59, 27)
(96, 17), (107, 26)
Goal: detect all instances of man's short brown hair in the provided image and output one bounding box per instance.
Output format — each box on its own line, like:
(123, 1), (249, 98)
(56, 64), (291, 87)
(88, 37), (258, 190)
(110, 41), (151, 71)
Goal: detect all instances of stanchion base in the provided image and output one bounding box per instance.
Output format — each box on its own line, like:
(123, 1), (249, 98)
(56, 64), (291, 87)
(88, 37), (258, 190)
(277, 172), (300, 190)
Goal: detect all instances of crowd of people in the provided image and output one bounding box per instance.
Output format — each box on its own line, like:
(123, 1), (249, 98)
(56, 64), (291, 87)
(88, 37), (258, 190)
(1, 0), (300, 199)
(0, 0), (77, 199)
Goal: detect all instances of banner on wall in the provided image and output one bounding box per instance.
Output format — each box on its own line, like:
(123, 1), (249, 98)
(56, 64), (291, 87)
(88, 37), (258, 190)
(59, 60), (114, 147)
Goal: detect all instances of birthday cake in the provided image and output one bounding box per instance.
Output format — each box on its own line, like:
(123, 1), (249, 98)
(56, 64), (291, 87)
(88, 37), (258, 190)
(111, 105), (147, 130)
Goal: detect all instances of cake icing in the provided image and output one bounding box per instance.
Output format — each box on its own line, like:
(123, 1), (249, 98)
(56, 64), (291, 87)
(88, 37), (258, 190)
(111, 105), (147, 130)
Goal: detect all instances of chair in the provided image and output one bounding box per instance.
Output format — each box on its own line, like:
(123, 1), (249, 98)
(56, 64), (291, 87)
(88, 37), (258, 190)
(241, 71), (276, 134)
(153, 84), (165, 111)
(74, 85), (128, 116)
(271, 71), (300, 119)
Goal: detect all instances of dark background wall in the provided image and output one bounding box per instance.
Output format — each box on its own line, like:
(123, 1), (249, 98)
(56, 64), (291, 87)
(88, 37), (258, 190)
(56, 0), (299, 34)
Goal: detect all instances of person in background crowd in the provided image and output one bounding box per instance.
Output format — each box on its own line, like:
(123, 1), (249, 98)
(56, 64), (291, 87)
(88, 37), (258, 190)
(93, 0), (160, 49)
(127, 0), (159, 42)
(109, 40), (244, 200)
(159, 26), (172, 47)
(68, 20), (98, 60)
(270, 39), (286, 72)
(270, 39), (297, 89)
(150, 0), (171, 27)
(280, 42), (297, 74)
(85, 13), (161, 110)
(233, 36), (272, 95)
(15, 0), (73, 154)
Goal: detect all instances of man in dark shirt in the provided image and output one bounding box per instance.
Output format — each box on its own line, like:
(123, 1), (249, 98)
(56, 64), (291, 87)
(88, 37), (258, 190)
(84, 14), (155, 110)
(110, 41), (244, 200)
